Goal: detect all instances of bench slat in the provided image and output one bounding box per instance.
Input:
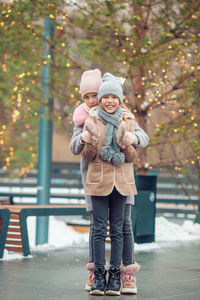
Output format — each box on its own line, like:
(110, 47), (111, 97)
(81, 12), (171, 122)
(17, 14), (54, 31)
(7, 227), (21, 233)
(7, 234), (22, 239)
(8, 221), (20, 226)
(10, 214), (20, 220)
(6, 240), (22, 245)
(5, 246), (23, 252)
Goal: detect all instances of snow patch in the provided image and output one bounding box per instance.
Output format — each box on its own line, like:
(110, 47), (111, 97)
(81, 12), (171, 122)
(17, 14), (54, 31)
(1, 249), (32, 261)
(155, 217), (200, 242)
(28, 216), (89, 250)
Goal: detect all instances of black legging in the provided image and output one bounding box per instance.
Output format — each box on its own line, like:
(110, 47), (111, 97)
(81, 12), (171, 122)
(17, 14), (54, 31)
(91, 187), (126, 268)
(89, 204), (134, 266)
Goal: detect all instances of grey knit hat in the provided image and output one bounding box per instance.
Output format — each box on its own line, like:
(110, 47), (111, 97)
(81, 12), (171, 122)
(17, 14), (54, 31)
(97, 73), (124, 103)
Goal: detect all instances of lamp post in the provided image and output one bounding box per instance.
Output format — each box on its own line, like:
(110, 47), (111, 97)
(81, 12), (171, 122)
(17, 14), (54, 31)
(36, 17), (54, 245)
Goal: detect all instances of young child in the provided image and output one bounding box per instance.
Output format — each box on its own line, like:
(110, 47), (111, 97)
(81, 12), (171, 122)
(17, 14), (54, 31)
(70, 68), (102, 213)
(73, 68), (102, 127)
(70, 70), (148, 295)
(81, 73), (141, 296)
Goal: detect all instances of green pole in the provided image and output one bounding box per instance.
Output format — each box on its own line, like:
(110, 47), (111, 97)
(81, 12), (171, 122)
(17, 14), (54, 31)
(36, 18), (54, 245)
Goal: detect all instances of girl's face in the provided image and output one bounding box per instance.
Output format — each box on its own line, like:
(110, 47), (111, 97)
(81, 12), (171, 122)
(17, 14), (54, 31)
(99, 94), (120, 114)
(83, 92), (98, 108)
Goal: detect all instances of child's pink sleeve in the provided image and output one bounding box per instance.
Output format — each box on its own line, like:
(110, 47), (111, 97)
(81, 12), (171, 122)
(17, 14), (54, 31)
(73, 103), (89, 126)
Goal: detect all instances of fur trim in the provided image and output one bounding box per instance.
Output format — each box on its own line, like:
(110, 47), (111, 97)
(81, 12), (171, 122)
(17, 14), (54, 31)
(121, 105), (135, 121)
(73, 103), (89, 126)
(83, 103), (91, 113)
(86, 262), (95, 271)
(122, 262), (140, 274)
(89, 106), (98, 117)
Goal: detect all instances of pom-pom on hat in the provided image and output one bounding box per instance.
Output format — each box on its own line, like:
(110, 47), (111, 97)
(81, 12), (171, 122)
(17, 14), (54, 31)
(80, 69), (102, 99)
(97, 73), (124, 103)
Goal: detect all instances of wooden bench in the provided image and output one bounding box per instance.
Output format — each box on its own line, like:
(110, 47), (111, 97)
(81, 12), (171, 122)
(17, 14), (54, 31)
(0, 204), (89, 258)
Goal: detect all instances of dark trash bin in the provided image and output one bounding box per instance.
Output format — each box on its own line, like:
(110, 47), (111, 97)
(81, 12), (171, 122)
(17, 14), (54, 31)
(132, 175), (157, 243)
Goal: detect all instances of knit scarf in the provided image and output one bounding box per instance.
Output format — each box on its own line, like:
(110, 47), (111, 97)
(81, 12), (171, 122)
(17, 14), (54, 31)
(98, 106), (125, 165)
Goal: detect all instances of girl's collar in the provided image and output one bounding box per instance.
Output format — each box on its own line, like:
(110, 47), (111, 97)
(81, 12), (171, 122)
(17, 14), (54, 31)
(83, 103), (91, 113)
(89, 106), (98, 117)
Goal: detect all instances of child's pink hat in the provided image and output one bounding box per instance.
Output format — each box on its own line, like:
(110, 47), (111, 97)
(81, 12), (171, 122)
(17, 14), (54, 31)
(80, 69), (102, 98)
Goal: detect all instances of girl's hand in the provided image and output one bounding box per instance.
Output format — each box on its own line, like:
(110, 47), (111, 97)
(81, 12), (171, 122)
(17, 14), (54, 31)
(81, 131), (98, 146)
(119, 132), (139, 149)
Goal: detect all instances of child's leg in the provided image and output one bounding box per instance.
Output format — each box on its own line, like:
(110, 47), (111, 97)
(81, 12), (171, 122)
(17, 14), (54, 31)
(90, 196), (108, 295)
(91, 195), (109, 267)
(109, 188), (126, 269)
(122, 204), (134, 266)
(85, 212), (95, 291)
(120, 206), (140, 294)
(105, 188), (126, 296)
(89, 212), (94, 263)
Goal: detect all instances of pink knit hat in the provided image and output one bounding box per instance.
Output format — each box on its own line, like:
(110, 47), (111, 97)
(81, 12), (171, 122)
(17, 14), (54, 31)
(80, 69), (102, 98)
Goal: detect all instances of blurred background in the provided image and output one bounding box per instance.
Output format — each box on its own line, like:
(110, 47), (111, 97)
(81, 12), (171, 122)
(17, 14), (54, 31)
(0, 0), (199, 223)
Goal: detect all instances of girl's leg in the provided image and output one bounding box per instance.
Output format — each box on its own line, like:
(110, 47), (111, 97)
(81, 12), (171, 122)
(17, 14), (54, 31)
(91, 195), (109, 267)
(109, 188), (126, 269)
(89, 212), (94, 263)
(120, 206), (140, 295)
(85, 212), (95, 291)
(105, 188), (126, 296)
(122, 204), (134, 266)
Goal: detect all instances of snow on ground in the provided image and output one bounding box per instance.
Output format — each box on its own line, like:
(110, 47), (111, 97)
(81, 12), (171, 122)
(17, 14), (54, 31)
(29, 216), (89, 250)
(155, 217), (200, 242)
(1, 216), (200, 261)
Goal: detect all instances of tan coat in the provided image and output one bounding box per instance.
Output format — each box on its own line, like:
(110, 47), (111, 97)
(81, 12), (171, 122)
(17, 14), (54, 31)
(81, 117), (137, 196)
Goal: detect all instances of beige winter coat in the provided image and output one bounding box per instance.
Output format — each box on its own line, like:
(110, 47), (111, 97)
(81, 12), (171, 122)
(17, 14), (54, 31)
(81, 116), (137, 196)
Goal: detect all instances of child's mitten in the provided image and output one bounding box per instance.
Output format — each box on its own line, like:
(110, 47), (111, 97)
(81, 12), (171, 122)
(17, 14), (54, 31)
(84, 117), (98, 139)
(121, 132), (139, 147)
(117, 120), (126, 144)
(81, 131), (92, 143)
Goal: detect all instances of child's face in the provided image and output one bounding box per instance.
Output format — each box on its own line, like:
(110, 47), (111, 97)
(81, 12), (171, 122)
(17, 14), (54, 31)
(99, 94), (120, 114)
(83, 92), (98, 108)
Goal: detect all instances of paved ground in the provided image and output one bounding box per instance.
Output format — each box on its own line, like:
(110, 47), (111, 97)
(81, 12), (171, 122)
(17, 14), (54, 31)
(0, 240), (200, 300)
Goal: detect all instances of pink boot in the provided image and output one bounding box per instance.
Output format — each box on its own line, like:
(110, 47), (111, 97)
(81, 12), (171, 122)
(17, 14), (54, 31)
(85, 262), (95, 291)
(121, 262), (140, 294)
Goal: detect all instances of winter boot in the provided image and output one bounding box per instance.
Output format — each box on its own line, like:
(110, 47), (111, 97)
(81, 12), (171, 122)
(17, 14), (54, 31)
(90, 266), (107, 295)
(105, 267), (121, 296)
(120, 262), (140, 294)
(85, 262), (95, 291)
